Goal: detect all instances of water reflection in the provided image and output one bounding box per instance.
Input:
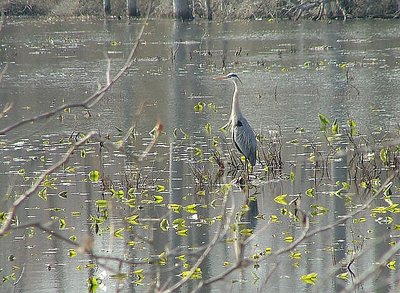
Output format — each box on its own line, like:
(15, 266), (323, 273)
(1, 18), (400, 293)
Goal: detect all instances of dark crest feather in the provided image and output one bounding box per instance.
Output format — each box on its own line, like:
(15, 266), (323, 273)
(227, 73), (239, 79)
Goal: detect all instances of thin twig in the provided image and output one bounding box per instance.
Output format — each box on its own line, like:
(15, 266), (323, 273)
(341, 238), (400, 293)
(0, 131), (97, 235)
(161, 194), (233, 293)
(0, 1), (153, 136)
(192, 170), (397, 290)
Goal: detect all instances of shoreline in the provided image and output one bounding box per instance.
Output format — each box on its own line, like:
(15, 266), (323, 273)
(1, 1), (399, 20)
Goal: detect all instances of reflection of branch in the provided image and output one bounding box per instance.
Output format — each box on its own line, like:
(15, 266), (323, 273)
(161, 194), (233, 293)
(306, 171), (396, 239)
(0, 1), (153, 136)
(0, 12), (4, 33)
(8, 221), (150, 270)
(312, 232), (388, 293)
(192, 170), (397, 290)
(341, 238), (400, 293)
(0, 131), (97, 235)
(0, 63), (8, 82)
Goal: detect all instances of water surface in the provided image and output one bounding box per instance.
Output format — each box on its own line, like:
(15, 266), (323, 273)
(1, 18), (400, 293)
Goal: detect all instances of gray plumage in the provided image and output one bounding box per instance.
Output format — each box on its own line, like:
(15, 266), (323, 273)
(215, 73), (257, 166)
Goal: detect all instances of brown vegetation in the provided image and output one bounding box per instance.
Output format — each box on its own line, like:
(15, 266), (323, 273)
(1, 0), (399, 19)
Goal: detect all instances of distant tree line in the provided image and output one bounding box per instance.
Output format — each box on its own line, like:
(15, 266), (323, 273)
(1, 0), (399, 19)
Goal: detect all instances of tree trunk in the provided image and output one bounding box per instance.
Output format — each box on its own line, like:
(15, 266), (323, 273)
(127, 0), (138, 17)
(103, 0), (111, 16)
(173, 0), (193, 20)
(205, 0), (212, 20)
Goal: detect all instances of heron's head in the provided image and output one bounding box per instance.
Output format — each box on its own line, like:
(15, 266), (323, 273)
(214, 73), (242, 84)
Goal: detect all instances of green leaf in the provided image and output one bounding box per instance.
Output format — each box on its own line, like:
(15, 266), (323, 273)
(132, 271), (144, 285)
(194, 147), (203, 158)
(212, 136), (219, 147)
(180, 268), (202, 279)
(311, 205), (329, 216)
(184, 204), (198, 214)
(125, 215), (139, 225)
(128, 187), (135, 197)
(380, 148), (388, 164)
(158, 252), (167, 265)
(269, 215), (279, 223)
(347, 119), (357, 136)
(290, 171), (295, 183)
(168, 203), (182, 213)
(81, 149), (86, 158)
(306, 187), (314, 197)
(309, 152), (316, 163)
(318, 114), (330, 132)
(125, 198), (136, 208)
(111, 188), (124, 197)
(284, 236), (294, 243)
(172, 218), (186, 229)
(342, 181), (350, 190)
(240, 228), (253, 236)
(336, 272), (349, 280)
(95, 200), (108, 208)
(89, 170), (100, 182)
(387, 260), (396, 270)
(194, 102), (205, 112)
(65, 166), (76, 174)
(220, 184), (232, 196)
(38, 187), (48, 201)
(204, 123), (212, 135)
(58, 191), (68, 199)
(331, 119), (339, 135)
(177, 229), (188, 236)
(160, 218), (168, 231)
(68, 249), (77, 258)
(153, 195), (164, 204)
(114, 228), (124, 239)
(300, 272), (318, 285)
(207, 102), (217, 112)
(274, 194), (288, 205)
(290, 251), (302, 259)
(156, 184), (166, 192)
(196, 190), (206, 196)
(59, 218), (66, 229)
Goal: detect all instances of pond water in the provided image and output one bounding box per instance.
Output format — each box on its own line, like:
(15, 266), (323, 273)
(0, 17), (400, 293)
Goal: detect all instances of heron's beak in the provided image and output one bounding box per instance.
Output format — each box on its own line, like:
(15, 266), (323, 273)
(213, 76), (228, 81)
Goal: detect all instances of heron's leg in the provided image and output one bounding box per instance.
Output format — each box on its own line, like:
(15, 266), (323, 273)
(245, 160), (250, 183)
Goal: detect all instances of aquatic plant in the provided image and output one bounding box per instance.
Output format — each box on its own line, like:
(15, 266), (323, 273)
(1, 7), (400, 293)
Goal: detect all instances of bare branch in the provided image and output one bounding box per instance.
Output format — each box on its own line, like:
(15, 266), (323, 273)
(341, 238), (400, 293)
(161, 194), (233, 293)
(0, 1), (153, 136)
(0, 131), (97, 235)
(191, 169), (397, 290)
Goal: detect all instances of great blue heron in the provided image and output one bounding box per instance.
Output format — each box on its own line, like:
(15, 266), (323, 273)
(214, 73), (257, 168)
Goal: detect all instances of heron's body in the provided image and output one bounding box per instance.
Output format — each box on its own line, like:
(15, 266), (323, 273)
(215, 73), (257, 167)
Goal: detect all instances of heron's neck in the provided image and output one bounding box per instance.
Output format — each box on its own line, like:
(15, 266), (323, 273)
(230, 80), (241, 121)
